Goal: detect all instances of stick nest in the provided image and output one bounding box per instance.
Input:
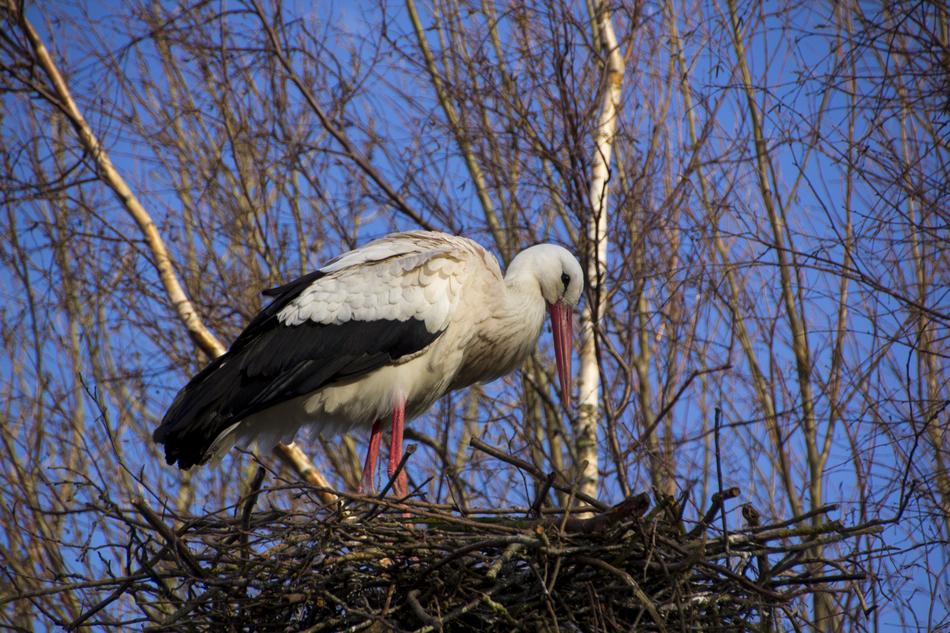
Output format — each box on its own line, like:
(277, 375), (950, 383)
(73, 464), (876, 632)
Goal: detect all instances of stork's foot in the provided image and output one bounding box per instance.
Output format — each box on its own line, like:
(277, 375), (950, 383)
(392, 470), (408, 499)
(358, 420), (383, 494)
(386, 447), (409, 497)
(357, 475), (373, 495)
(388, 399), (408, 499)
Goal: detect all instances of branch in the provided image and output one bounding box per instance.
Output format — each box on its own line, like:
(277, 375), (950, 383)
(405, 0), (505, 251)
(250, 0), (433, 231)
(12, 3), (225, 358)
(10, 3), (334, 500)
(470, 437), (608, 511)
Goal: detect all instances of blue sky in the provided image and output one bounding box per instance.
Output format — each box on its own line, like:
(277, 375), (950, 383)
(2, 1), (947, 629)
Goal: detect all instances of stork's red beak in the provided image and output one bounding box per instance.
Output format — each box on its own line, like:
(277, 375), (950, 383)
(547, 300), (573, 409)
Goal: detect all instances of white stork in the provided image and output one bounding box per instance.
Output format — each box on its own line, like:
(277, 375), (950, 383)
(154, 231), (583, 497)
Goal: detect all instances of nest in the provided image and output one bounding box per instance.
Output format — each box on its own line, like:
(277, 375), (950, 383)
(65, 445), (877, 632)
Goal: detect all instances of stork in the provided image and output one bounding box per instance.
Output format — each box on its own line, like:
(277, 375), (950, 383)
(153, 231), (583, 497)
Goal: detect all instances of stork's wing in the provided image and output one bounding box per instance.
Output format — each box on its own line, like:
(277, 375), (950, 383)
(154, 233), (471, 468)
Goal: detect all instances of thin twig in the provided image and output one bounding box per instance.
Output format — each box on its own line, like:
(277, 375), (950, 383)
(132, 499), (205, 579)
(714, 406), (730, 558)
(470, 438), (608, 511)
(574, 555), (667, 633)
(688, 487), (740, 539)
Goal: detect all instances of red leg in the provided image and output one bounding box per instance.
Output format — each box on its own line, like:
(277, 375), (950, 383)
(388, 400), (407, 498)
(359, 419), (383, 494)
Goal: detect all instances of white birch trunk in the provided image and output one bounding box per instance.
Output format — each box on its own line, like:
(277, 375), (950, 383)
(575, 0), (624, 501)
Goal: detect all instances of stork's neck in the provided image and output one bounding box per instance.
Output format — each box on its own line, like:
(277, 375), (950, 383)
(449, 262), (547, 390)
(489, 269), (547, 369)
(500, 273), (545, 324)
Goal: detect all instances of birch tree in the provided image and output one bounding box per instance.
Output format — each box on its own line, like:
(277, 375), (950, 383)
(575, 0), (625, 501)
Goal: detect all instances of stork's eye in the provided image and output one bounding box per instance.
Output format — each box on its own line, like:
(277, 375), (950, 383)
(561, 272), (571, 290)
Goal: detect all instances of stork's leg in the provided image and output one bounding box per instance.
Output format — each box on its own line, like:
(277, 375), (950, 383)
(358, 419), (383, 494)
(388, 400), (407, 498)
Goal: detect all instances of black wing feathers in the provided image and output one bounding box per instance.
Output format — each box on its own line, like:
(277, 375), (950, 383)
(153, 273), (443, 469)
(232, 270), (326, 349)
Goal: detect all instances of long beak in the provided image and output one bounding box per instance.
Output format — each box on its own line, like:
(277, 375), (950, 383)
(547, 300), (573, 409)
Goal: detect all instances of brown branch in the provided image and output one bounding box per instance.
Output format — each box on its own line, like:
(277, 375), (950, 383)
(561, 492), (650, 533)
(271, 441), (339, 507)
(11, 3), (225, 359)
(132, 499), (205, 579)
(687, 487), (740, 539)
(641, 364), (733, 443)
(574, 555), (667, 633)
(250, 0), (433, 231)
(407, 589), (443, 629)
(469, 437), (609, 511)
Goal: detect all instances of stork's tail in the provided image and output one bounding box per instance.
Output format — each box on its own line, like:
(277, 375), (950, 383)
(153, 355), (244, 469)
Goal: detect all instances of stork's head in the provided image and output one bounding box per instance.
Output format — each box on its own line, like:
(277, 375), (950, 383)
(508, 244), (584, 408)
